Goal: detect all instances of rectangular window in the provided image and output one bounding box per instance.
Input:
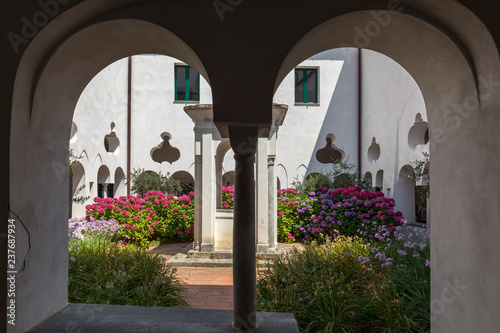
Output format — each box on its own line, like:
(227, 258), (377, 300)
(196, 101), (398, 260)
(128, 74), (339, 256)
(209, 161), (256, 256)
(295, 68), (318, 104)
(175, 65), (200, 102)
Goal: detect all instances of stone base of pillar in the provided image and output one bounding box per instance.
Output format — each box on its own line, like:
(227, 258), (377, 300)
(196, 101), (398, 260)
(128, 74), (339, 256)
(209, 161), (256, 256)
(256, 244), (278, 254)
(200, 243), (214, 252)
(186, 243), (294, 261)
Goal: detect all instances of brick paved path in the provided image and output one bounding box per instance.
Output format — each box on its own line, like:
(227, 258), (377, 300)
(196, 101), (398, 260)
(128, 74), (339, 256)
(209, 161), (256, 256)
(149, 243), (235, 310)
(175, 267), (234, 310)
(149, 242), (301, 311)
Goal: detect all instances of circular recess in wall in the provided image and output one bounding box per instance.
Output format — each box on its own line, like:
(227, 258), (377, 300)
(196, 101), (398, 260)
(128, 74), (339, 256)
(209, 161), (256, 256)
(104, 132), (120, 154)
(408, 113), (429, 149)
(70, 122), (78, 144)
(367, 137), (381, 162)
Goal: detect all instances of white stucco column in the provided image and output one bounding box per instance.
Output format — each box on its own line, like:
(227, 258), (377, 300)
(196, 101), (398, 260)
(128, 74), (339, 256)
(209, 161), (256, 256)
(267, 129), (278, 251)
(255, 136), (269, 253)
(102, 183), (108, 198)
(185, 105), (216, 252)
(258, 104), (288, 252)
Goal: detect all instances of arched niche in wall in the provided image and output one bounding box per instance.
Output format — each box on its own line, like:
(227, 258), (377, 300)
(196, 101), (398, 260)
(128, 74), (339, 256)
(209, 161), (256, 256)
(70, 161), (87, 218)
(367, 137), (381, 163)
(333, 173), (355, 189)
(114, 167), (125, 198)
(305, 172), (326, 182)
(104, 123), (120, 154)
(316, 133), (344, 164)
(296, 164), (308, 183)
(408, 114), (429, 149)
(97, 165), (111, 198)
(71, 161), (86, 197)
(375, 170), (384, 191)
(277, 177), (281, 190)
(398, 164), (417, 223)
(171, 171), (195, 194)
(276, 164), (288, 190)
(151, 132), (180, 164)
(97, 165), (110, 184)
(363, 171), (373, 188)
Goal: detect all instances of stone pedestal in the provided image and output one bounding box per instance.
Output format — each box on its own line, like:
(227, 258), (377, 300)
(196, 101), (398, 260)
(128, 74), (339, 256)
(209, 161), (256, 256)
(214, 209), (234, 250)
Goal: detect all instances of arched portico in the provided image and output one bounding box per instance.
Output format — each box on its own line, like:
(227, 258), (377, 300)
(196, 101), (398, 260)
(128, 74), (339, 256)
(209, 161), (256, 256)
(9, 18), (209, 331)
(4, 1), (500, 332)
(275, 9), (500, 332)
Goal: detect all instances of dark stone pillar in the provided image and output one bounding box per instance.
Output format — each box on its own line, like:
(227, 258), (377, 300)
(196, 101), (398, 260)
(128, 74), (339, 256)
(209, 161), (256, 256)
(229, 127), (258, 330)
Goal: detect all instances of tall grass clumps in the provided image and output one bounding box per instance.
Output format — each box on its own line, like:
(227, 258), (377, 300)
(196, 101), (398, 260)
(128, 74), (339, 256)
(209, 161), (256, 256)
(257, 233), (430, 332)
(68, 219), (187, 307)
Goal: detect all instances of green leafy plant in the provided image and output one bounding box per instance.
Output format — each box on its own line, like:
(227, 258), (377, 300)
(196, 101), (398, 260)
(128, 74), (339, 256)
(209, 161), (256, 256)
(257, 236), (430, 332)
(292, 156), (371, 193)
(129, 168), (182, 196)
(68, 230), (188, 307)
(410, 152), (430, 201)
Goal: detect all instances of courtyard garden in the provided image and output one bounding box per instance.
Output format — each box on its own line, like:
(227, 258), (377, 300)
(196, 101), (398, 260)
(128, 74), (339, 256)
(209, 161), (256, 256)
(69, 184), (430, 332)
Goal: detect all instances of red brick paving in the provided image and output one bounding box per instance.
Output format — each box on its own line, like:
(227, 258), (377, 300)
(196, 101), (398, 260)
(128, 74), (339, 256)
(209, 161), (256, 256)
(149, 243), (235, 310)
(175, 267), (234, 310)
(149, 242), (301, 310)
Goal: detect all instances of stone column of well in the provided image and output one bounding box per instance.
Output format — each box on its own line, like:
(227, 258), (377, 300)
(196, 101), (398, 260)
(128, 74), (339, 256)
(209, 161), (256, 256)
(216, 157), (223, 208)
(193, 155), (202, 250)
(230, 126), (258, 330)
(267, 104), (288, 250)
(103, 184), (108, 198)
(267, 130), (278, 251)
(185, 105), (216, 252)
(255, 136), (269, 253)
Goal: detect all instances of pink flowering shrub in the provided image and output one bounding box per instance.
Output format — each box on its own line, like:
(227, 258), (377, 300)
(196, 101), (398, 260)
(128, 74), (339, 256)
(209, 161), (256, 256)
(221, 186), (234, 209)
(276, 189), (307, 242)
(296, 186), (404, 242)
(86, 191), (195, 246)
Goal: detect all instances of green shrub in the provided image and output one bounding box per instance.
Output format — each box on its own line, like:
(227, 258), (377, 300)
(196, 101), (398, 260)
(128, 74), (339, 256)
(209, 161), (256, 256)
(68, 232), (187, 307)
(130, 168), (182, 196)
(291, 156), (371, 194)
(257, 237), (430, 332)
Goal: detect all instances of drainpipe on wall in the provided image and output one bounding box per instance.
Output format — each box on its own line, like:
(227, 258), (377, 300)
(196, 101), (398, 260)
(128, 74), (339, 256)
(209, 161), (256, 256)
(127, 56), (132, 196)
(358, 48), (362, 184)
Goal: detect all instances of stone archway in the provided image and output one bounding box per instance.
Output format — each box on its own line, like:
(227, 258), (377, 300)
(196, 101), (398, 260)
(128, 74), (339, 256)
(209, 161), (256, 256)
(274, 10), (500, 332)
(5, 1), (500, 332)
(9, 18), (209, 329)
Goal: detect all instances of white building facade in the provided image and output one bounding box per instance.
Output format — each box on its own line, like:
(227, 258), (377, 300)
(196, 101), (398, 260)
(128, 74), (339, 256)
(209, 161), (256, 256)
(71, 48), (429, 223)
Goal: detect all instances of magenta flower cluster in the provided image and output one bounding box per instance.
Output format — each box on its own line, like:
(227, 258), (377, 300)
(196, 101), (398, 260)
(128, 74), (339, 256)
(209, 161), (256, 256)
(276, 188), (304, 242)
(86, 191), (195, 245)
(221, 186), (235, 209)
(295, 186), (404, 242)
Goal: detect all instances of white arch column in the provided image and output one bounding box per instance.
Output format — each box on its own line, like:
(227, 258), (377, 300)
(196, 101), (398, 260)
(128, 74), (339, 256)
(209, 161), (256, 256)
(256, 104), (287, 253)
(185, 105), (217, 252)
